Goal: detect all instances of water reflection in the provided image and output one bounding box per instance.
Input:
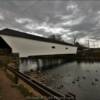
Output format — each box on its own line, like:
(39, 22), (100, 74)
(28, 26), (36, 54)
(42, 61), (100, 100)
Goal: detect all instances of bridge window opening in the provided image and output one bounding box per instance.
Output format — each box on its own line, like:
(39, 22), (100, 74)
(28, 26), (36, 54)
(0, 37), (12, 54)
(65, 47), (68, 49)
(52, 46), (56, 49)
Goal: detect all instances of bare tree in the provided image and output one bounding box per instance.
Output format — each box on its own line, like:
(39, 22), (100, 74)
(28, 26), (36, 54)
(48, 34), (63, 42)
(72, 33), (78, 45)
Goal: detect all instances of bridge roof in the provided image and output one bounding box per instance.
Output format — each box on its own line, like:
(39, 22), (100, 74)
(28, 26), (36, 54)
(0, 28), (75, 47)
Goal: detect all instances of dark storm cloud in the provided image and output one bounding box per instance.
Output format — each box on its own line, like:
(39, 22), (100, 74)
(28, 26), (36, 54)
(0, 0), (100, 46)
(71, 22), (96, 32)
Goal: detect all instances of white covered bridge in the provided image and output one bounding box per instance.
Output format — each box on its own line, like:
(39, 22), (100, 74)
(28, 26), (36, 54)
(0, 28), (77, 57)
(0, 28), (77, 72)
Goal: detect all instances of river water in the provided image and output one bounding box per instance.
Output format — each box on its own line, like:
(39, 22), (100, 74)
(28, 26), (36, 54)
(41, 61), (100, 100)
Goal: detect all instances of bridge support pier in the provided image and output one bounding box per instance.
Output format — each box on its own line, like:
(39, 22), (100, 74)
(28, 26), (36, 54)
(19, 54), (76, 73)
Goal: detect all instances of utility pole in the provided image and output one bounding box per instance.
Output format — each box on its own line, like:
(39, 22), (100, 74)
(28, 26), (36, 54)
(87, 39), (90, 48)
(93, 41), (95, 48)
(91, 40), (96, 48)
(87, 39), (97, 48)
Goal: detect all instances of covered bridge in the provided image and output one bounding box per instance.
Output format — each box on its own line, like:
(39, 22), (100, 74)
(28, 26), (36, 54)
(0, 28), (77, 57)
(0, 28), (77, 72)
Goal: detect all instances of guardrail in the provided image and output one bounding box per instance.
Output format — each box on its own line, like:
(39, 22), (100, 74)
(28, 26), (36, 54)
(7, 67), (76, 100)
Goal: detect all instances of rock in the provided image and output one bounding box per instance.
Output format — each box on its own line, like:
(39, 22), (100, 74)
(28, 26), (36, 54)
(94, 78), (99, 82)
(82, 76), (86, 80)
(57, 85), (64, 89)
(91, 82), (96, 86)
(76, 79), (79, 82)
(72, 81), (75, 84)
(76, 77), (80, 81)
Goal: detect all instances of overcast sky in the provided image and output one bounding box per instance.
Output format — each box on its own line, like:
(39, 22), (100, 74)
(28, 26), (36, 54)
(0, 0), (100, 47)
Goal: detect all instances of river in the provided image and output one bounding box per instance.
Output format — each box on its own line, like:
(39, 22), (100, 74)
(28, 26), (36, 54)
(41, 61), (100, 100)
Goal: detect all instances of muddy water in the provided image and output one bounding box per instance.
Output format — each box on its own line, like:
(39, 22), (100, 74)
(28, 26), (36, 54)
(42, 61), (100, 100)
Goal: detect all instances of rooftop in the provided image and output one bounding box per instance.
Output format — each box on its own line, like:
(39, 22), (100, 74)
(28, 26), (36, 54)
(0, 28), (76, 47)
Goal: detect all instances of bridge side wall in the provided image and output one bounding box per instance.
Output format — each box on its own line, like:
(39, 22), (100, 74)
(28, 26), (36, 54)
(1, 35), (77, 57)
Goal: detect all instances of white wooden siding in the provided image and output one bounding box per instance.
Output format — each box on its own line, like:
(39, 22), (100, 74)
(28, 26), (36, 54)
(1, 35), (77, 57)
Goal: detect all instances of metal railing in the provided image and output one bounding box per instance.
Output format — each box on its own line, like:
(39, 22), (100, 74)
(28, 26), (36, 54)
(7, 67), (76, 100)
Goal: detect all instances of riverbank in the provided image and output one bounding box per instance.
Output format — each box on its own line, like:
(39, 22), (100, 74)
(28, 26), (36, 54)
(0, 69), (25, 100)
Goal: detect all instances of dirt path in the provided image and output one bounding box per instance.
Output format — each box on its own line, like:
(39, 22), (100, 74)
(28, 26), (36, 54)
(0, 69), (25, 100)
